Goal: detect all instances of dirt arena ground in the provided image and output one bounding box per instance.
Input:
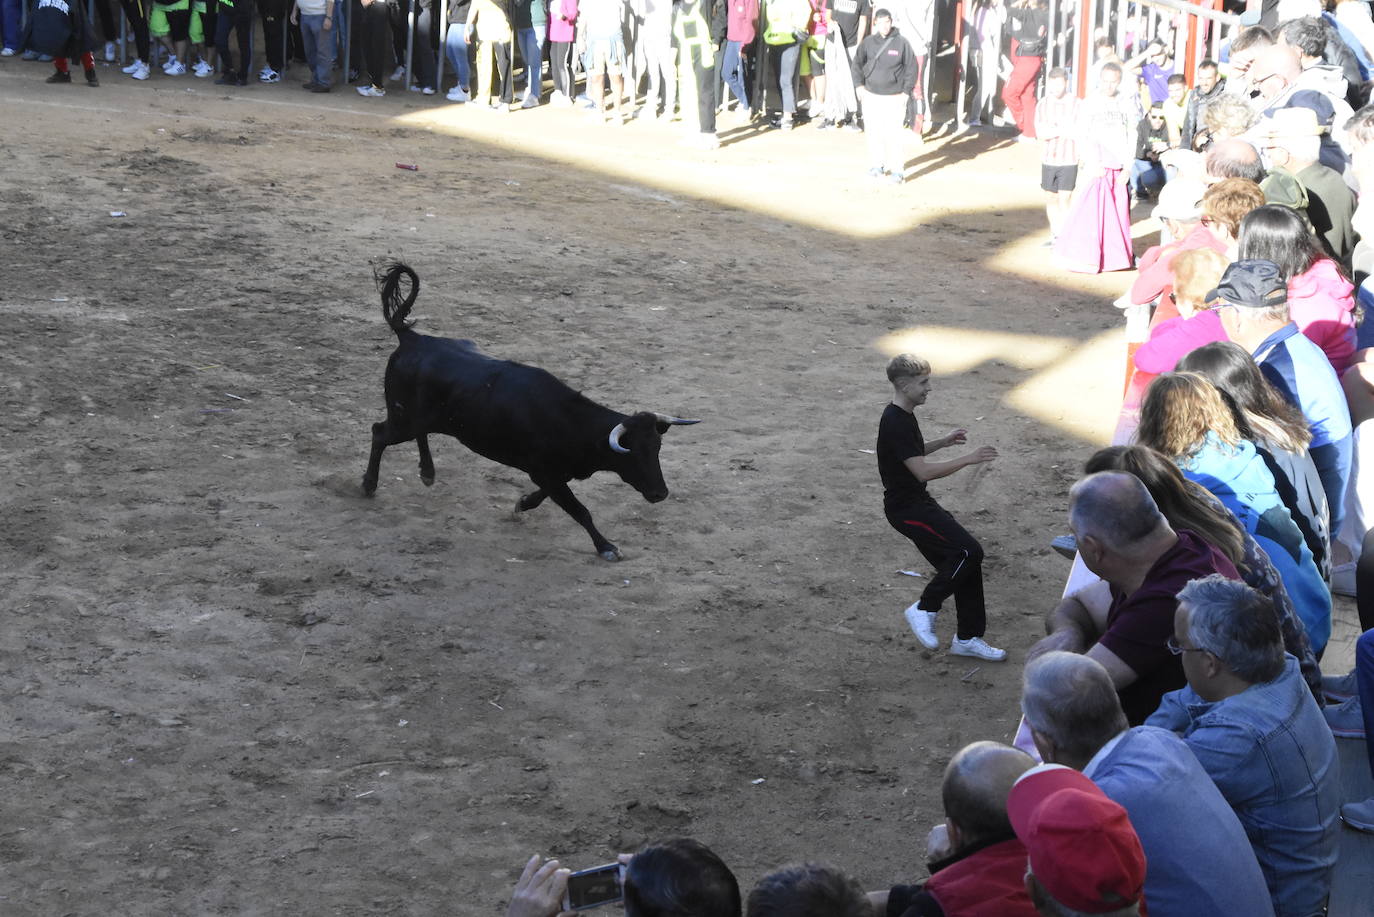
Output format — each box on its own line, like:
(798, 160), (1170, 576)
(2, 57), (1139, 914)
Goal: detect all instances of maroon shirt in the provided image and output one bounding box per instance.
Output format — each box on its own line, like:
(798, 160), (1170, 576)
(1098, 529), (1240, 725)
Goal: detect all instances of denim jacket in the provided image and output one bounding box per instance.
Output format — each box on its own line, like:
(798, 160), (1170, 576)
(1146, 656), (1339, 917)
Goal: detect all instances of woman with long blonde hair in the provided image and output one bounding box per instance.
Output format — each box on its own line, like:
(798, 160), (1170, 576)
(1137, 372), (1333, 654)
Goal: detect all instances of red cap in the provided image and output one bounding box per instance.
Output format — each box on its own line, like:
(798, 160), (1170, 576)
(1007, 765), (1146, 914)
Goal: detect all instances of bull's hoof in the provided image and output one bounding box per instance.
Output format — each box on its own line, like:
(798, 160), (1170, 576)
(420, 473), (435, 487)
(598, 546), (622, 562)
(361, 479), (377, 497)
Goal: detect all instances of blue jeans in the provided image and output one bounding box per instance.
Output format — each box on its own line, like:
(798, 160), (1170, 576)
(767, 40), (799, 114)
(1, 0), (20, 51)
(444, 21), (469, 90)
(1359, 629), (1374, 778)
(331, 0), (347, 64)
(1130, 158), (1166, 195)
(516, 24), (543, 96)
(299, 13), (334, 86)
(720, 39), (747, 107)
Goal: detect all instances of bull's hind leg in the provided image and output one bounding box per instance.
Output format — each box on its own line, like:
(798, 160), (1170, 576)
(541, 480), (620, 561)
(417, 434), (435, 486)
(362, 420), (416, 496)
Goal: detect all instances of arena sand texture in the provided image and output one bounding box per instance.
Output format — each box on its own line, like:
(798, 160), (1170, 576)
(2, 60), (1138, 914)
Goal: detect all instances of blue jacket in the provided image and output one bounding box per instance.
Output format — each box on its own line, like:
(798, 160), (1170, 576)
(1180, 436), (1333, 654)
(1146, 657), (1340, 917)
(1086, 726), (1274, 917)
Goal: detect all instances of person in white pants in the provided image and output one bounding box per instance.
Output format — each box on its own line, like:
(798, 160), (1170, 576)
(851, 9), (917, 182)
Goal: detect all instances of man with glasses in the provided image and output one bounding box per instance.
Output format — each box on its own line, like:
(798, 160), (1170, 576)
(1020, 651), (1273, 917)
(1148, 574), (1339, 917)
(1027, 471), (1240, 725)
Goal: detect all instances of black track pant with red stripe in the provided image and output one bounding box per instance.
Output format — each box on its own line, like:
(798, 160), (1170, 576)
(887, 501), (986, 640)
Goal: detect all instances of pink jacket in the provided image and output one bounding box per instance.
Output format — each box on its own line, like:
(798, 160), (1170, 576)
(1288, 258), (1357, 372)
(548, 0), (577, 42)
(1133, 308), (1228, 374)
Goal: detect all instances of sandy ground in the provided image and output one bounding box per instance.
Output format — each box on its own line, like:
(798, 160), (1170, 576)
(3, 54), (1150, 915)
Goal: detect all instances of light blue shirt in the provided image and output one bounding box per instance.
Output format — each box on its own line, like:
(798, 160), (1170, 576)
(1146, 656), (1340, 917)
(1085, 726), (1274, 917)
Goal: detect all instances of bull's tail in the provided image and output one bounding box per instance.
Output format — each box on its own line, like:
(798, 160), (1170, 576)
(376, 262), (420, 335)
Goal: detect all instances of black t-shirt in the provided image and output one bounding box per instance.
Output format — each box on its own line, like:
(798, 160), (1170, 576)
(827, 0), (870, 46)
(877, 402), (929, 508)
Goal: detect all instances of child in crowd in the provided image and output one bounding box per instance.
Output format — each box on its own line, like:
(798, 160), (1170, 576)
(878, 353), (1006, 662)
(21, 0), (99, 85)
(1035, 66), (1078, 243)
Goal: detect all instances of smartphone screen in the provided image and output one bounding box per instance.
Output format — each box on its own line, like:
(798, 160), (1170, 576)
(565, 863), (624, 911)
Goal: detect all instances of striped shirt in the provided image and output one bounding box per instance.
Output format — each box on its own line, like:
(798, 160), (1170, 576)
(1035, 93), (1079, 166)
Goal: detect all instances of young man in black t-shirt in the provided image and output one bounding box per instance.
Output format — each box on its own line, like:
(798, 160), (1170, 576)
(878, 353), (1006, 661)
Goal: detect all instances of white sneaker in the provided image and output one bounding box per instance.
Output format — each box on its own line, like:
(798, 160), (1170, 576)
(130, 62), (150, 80)
(904, 603), (939, 650)
(259, 67), (280, 83)
(164, 58), (186, 75)
(193, 60), (212, 77)
(0, 47), (15, 57)
(357, 84), (385, 97)
(390, 65), (405, 81)
(446, 85), (469, 102)
(104, 41), (116, 61)
(950, 637), (1008, 662)
(521, 93), (539, 108)
(122, 58), (146, 73)
(421, 85), (435, 95)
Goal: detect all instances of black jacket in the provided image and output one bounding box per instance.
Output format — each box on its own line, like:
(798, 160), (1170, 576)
(851, 27), (918, 95)
(21, 0), (96, 57)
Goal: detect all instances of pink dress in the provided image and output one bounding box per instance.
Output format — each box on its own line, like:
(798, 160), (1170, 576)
(1288, 258), (1357, 372)
(1053, 169), (1136, 273)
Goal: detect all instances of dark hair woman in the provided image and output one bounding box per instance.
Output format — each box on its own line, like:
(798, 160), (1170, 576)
(1136, 372), (1333, 655)
(1084, 444), (1324, 700)
(1177, 340), (1331, 578)
(1237, 203), (1357, 372)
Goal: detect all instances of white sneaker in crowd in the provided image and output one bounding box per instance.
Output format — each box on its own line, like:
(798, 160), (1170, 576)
(421, 86), (435, 95)
(390, 65), (405, 81)
(259, 67), (280, 83)
(357, 84), (385, 97)
(121, 58), (146, 73)
(520, 93), (539, 108)
(904, 602), (940, 650)
(130, 61), (151, 80)
(950, 636), (1008, 662)
(0, 47), (15, 56)
(446, 85), (469, 102)
(164, 58), (186, 75)
(104, 41), (116, 61)
(192, 60), (212, 77)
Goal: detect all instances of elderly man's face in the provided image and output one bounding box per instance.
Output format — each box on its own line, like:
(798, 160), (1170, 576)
(1197, 65), (1219, 93)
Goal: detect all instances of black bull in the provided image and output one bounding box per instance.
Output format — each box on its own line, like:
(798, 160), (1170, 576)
(361, 264), (699, 561)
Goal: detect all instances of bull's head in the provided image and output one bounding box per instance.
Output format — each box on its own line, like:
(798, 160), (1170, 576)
(606, 412), (699, 502)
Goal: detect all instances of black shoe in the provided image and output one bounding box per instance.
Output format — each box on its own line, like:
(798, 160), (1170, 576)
(310, 83), (331, 92)
(46, 70), (72, 83)
(215, 73), (236, 85)
(302, 81), (320, 90)
(84, 68), (99, 86)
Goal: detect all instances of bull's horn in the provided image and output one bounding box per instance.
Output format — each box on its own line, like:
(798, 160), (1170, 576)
(608, 423), (631, 453)
(652, 413), (701, 425)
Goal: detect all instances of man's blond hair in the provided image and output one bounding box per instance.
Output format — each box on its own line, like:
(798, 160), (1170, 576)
(886, 353), (932, 382)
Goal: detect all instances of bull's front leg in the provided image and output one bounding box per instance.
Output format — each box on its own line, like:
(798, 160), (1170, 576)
(417, 434), (435, 486)
(542, 481), (620, 561)
(515, 485), (548, 513)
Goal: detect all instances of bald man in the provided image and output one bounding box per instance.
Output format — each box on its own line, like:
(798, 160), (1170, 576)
(869, 742), (1039, 917)
(1021, 652), (1274, 917)
(1027, 472), (1241, 724)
